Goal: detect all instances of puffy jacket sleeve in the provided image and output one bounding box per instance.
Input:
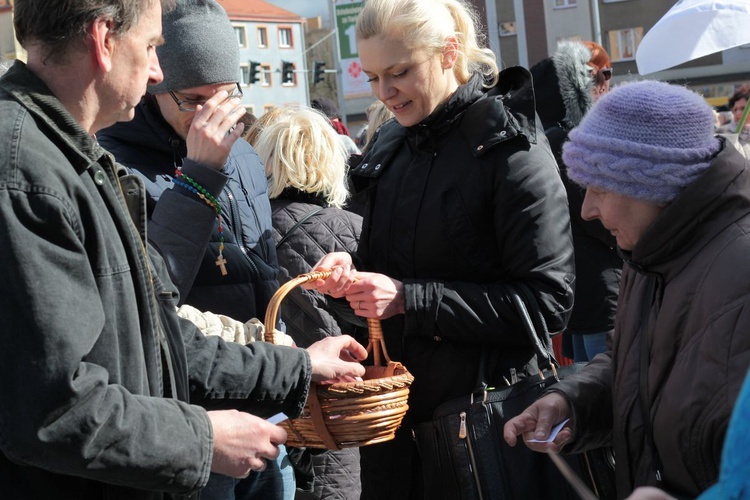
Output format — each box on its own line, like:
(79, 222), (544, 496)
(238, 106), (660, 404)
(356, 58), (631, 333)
(148, 158), (228, 303)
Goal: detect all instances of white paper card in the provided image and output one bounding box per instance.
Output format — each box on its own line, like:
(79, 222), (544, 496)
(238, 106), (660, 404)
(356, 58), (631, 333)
(267, 412), (289, 425)
(526, 418), (569, 443)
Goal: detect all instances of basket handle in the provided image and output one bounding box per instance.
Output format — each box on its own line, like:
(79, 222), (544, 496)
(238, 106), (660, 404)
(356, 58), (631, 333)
(264, 270), (394, 366)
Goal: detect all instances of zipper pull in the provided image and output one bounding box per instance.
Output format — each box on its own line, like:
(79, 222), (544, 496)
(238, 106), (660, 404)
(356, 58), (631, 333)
(459, 411), (467, 439)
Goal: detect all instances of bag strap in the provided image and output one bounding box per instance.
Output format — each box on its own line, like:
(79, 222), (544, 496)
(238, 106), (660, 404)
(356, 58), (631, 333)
(476, 287), (558, 390)
(510, 287), (557, 372)
(276, 206), (325, 249)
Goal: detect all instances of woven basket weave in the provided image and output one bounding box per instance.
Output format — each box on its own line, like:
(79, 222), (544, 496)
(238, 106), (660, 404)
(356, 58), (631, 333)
(264, 270), (414, 450)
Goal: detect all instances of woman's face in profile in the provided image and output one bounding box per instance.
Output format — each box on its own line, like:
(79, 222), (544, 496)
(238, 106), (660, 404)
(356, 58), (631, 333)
(580, 187), (664, 251)
(358, 34), (458, 127)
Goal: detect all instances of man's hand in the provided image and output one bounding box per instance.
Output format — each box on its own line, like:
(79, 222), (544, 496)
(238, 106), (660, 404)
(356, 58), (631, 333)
(208, 410), (286, 478)
(186, 90), (246, 170)
(306, 335), (367, 383)
(502, 392), (573, 453)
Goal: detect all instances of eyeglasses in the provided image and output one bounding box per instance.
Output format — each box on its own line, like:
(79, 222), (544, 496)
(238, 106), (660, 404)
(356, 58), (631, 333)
(168, 83), (243, 112)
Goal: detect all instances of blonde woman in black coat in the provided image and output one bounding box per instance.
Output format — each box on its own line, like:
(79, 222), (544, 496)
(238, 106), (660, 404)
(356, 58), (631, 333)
(305, 0), (575, 498)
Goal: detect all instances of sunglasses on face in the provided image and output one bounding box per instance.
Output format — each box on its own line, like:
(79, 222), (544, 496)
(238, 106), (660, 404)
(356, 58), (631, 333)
(597, 68), (613, 83)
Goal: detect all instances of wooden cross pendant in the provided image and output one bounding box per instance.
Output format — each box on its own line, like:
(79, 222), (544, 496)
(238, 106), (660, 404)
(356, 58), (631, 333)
(215, 255), (228, 276)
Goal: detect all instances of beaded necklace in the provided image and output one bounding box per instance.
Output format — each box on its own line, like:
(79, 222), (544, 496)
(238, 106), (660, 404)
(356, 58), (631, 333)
(173, 168), (227, 276)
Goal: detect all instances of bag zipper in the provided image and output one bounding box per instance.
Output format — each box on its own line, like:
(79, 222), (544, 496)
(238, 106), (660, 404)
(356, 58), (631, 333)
(459, 411), (485, 500)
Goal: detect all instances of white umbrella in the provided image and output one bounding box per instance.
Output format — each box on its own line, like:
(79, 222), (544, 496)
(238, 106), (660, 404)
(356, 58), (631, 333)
(636, 0), (750, 132)
(636, 0), (750, 75)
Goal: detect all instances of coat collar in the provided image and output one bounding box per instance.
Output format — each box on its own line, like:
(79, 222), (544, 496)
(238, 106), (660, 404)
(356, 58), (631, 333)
(461, 66), (538, 157)
(275, 188), (328, 207)
(98, 93), (187, 170)
(625, 138), (750, 278)
(0, 61), (109, 175)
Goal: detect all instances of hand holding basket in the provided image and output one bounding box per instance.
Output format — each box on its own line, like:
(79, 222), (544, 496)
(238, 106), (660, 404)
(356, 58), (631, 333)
(264, 270), (414, 450)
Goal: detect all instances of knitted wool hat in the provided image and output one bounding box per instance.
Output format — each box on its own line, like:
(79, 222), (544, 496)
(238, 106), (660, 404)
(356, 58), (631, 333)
(562, 80), (722, 204)
(148, 0), (240, 93)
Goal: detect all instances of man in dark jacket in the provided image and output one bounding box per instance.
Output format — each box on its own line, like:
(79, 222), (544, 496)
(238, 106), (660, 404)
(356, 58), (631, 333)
(0, 1), (367, 498)
(97, 1), (291, 497)
(98, 0), (278, 323)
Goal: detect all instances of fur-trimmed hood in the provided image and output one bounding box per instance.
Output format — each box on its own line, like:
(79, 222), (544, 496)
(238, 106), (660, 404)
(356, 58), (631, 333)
(530, 40), (594, 130)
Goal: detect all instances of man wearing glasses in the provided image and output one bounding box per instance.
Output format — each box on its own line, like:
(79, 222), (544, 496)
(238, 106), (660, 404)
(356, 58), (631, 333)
(98, 1), (291, 498)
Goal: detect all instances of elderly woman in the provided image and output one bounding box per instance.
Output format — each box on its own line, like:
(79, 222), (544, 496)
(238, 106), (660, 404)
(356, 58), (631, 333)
(306, 0), (575, 497)
(504, 80), (750, 499)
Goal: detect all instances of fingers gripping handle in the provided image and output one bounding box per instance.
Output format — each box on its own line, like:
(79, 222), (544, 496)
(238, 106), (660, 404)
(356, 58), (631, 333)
(264, 271), (394, 367)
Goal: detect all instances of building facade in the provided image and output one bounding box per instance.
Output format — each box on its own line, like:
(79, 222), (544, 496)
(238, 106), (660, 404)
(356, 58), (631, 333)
(219, 0), (308, 116)
(0, 0), (23, 64)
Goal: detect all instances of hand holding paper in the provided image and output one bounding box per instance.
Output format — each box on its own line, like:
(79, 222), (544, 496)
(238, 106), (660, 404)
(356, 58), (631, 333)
(527, 418), (569, 443)
(502, 392), (573, 453)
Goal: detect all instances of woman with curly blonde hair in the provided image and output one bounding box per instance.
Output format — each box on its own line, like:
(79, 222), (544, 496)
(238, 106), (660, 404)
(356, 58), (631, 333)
(246, 106), (364, 500)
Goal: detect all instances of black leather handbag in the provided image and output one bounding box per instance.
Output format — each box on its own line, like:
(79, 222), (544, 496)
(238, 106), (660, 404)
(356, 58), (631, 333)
(413, 288), (616, 500)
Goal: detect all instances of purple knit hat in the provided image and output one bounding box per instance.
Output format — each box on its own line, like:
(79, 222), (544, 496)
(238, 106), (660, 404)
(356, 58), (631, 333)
(562, 80), (722, 204)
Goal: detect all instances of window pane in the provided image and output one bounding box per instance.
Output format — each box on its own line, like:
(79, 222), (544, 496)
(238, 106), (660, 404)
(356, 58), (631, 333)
(258, 27), (267, 47)
(279, 28), (292, 48)
(607, 27), (643, 62)
(234, 26), (246, 47)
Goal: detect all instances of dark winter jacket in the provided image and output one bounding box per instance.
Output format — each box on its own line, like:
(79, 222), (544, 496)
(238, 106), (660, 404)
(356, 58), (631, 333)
(349, 67), (575, 424)
(271, 189), (364, 348)
(271, 190), (364, 500)
(530, 49), (621, 334)
(555, 141), (750, 498)
(98, 95), (279, 321)
(0, 61), (310, 500)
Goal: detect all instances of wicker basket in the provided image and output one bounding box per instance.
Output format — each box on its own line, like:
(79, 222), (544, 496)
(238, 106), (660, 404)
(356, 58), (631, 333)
(264, 270), (414, 450)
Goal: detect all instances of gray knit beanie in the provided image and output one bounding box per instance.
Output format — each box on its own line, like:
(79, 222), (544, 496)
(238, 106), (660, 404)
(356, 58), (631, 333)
(562, 80), (722, 204)
(149, 0), (240, 93)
